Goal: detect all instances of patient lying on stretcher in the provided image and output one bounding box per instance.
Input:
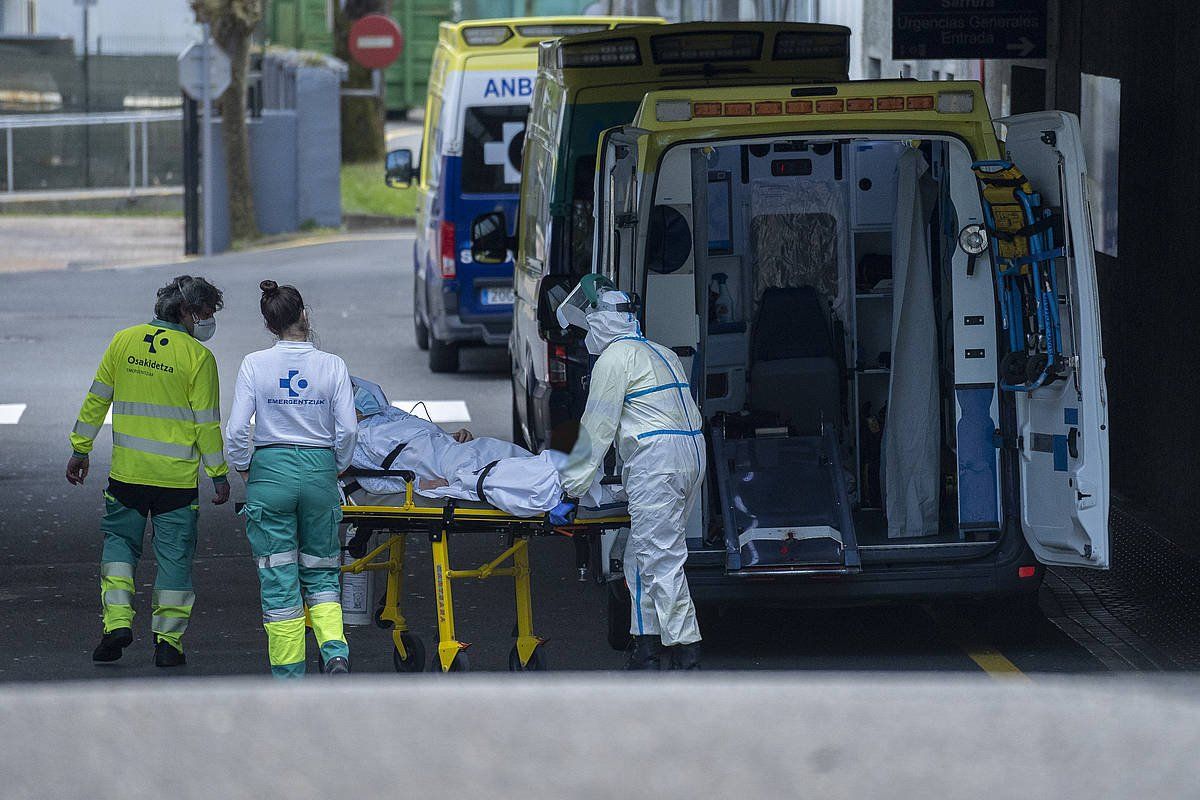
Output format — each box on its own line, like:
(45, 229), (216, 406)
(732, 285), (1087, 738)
(349, 385), (566, 517)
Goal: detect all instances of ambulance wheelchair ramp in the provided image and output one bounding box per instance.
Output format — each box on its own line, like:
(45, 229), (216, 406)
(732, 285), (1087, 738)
(712, 424), (860, 575)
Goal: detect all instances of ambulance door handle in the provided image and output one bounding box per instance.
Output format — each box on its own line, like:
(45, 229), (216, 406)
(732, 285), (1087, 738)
(1067, 427), (1079, 459)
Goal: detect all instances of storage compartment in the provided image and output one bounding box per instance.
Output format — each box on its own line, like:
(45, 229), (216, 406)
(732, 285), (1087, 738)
(642, 134), (1002, 563)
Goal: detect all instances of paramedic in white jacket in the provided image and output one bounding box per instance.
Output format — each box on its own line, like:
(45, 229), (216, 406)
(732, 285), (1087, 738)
(558, 276), (706, 670)
(225, 280), (357, 679)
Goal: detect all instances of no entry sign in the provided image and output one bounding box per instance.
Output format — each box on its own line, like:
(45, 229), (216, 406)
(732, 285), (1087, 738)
(349, 14), (404, 70)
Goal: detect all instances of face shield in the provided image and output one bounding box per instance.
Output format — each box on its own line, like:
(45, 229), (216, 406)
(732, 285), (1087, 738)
(555, 273), (620, 332)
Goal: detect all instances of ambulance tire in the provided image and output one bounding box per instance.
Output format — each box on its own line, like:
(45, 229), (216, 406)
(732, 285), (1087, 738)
(392, 633), (425, 673)
(508, 644), (547, 672)
(606, 581), (633, 651)
(414, 274), (429, 350)
(428, 335), (459, 373)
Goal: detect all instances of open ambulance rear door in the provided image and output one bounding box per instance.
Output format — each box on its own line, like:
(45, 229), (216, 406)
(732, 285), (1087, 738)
(1002, 111), (1110, 569)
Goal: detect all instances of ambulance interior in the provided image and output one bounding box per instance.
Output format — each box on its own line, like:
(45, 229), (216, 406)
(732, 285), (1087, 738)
(639, 135), (1007, 572)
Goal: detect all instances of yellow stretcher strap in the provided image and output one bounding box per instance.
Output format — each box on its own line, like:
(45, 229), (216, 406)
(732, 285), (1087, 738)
(973, 163), (1035, 270)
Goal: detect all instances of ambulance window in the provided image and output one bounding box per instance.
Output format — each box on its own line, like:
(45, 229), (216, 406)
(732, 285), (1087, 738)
(571, 154), (596, 276)
(708, 171), (733, 254)
(462, 104), (529, 194)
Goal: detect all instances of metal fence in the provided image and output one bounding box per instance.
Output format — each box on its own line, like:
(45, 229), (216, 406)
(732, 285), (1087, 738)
(0, 110), (182, 194)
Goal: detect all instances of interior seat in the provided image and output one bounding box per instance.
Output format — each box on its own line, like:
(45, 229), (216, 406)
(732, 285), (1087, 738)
(749, 286), (841, 434)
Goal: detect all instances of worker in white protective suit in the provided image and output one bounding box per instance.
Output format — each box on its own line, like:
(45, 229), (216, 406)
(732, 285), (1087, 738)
(557, 275), (706, 670)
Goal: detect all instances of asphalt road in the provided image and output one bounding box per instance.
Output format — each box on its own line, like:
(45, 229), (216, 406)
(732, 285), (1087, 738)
(0, 229), (1105, 679)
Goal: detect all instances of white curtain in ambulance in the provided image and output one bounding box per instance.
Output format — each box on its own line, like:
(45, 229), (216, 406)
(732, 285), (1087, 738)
(884, 148), (940, 538)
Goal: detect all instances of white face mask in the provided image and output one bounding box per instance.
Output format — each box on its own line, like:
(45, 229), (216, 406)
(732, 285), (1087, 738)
(191, 314), (216, 342)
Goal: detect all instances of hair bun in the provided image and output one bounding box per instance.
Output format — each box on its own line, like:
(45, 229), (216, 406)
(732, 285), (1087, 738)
(260, 279), (279, 295)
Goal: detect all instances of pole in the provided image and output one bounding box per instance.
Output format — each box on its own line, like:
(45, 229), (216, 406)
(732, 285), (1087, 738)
(5, 126), (12, 193)
(128, 121), (135, 197)
(201, 22), (214, 256)
(141, 120), (149, 188)
(82, 2), (91, 188)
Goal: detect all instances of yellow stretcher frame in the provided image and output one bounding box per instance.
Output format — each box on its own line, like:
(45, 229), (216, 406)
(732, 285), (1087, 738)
(339, 480), (628, 672)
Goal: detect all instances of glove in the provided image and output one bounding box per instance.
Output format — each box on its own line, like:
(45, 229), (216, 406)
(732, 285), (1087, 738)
(548, 500), (578, 526)
(212, 476), (231, 505)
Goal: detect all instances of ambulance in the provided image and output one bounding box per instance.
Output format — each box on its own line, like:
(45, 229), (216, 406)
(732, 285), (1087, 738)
(474, 80), (1109, 643)
(384, 16), (662, 372)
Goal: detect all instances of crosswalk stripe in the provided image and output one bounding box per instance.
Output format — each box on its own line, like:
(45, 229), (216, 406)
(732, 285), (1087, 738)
(391, 400), (471, 423)
(0, 404), (27, 424)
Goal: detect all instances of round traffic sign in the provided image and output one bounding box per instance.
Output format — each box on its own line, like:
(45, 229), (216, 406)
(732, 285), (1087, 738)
(349, 14), (404, 70)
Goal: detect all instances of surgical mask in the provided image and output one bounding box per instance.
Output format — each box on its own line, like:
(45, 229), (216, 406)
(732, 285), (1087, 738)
(191, 314), (216, 342)
(585, 328), (606, 356)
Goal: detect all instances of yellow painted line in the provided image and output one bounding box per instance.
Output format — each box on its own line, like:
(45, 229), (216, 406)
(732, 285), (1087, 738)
(963, 644), (1031, 681)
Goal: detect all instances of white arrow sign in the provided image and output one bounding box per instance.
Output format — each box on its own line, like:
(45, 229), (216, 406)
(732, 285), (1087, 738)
(178, 40), (232, 100)
(1005, 36), (1036, 58)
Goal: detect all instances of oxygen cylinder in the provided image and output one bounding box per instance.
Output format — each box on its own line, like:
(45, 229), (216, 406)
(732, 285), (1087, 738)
(339, 524), (374, 626)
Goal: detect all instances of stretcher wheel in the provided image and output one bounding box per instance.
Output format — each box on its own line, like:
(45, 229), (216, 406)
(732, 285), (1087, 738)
(1001, 351), (1028, 386)
(606, 581), (633, 651)
(508, 644), (547, 672)
(429, 651), (470, 673)
(392, 633), (425, 673)
(374, 596), (392, 629)
(1024, 352), (1049, 386)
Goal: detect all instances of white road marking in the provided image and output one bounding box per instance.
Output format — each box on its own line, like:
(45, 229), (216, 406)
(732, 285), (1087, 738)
(0, 404), (27, 424)
(391, 400), (471, 423)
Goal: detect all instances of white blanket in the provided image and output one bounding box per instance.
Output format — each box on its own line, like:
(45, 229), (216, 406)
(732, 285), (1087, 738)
(351, 408), (562, 517)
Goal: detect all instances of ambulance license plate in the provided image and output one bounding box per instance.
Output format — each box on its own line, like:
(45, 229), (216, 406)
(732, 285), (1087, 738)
(480, 288), (515, 306)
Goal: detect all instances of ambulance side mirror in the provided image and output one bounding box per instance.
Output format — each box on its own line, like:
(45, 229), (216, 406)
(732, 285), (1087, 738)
(385, 149), (415, 189)
(470, 211), (515, 264)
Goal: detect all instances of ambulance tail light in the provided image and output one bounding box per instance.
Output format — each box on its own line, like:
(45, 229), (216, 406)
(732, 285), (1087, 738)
(772, 31), (850, 61)
(439, 221), (456, 279)
(462, 26), (513, 46)
(907, 95), (935, 110)
(558, 38), (640, 67)
(650, 31), (762, 64)
(937, 91), (975, 113)
(549, 344), (569, 388)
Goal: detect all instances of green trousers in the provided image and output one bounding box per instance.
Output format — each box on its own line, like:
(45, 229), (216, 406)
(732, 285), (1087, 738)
(242, 446), (347, 679)
(99, 492), (198, 652)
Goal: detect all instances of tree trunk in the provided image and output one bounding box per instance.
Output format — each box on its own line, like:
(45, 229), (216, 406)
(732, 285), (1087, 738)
(214, 27), (258, 241)
(336, 1), (387, 164)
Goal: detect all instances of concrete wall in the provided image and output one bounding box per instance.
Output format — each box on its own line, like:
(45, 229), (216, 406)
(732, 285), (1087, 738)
(1051, 0), (1200, 537)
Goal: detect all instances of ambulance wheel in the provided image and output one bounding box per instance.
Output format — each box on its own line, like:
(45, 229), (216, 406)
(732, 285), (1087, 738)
(429, 335), (460, 373)
(414, 314), (429, 351)
(1001, 351), (1028, 387)
(392, 633), (425, 673)
(429, 651), (470, 672)
(508, 644), (548, 672)
(606, 581), (633, 651)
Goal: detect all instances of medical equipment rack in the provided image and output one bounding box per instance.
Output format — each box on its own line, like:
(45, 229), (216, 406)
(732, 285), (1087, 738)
(340, 475), (628, 672)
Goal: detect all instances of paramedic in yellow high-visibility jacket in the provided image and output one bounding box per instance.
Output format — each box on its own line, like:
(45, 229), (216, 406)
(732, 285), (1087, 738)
(66, 275), (230, 669)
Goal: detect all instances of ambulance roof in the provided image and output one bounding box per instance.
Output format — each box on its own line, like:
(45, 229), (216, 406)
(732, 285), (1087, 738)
(630, 80), (999, 155)
(436, 16), (664, 69)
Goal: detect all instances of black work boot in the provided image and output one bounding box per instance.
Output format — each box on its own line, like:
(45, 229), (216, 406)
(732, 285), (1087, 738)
(624, 635), (663, 671)
(325, 656), (350, 675)
(154, 639), (187, 668)
(669, 642), (702, 671)
(92, 628), (133, 663)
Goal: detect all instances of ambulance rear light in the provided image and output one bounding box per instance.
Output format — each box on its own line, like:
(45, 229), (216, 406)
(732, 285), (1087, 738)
(772, 32), (850, 61)
(846, 97), (874, 112)
(693, 102), (723, 117)
(439, 221), (456, 279)
(516, 23), (607, 38)
(655, 99), (693, 122)
(815, 99), (844, 113)
(650, 31), (763, 64)
(549, 344), (569, 388)
(754, 100), (783, 115)
(785, 99), (813, 114)
(907, 95), (935, 110)
(937, 90), (975, 113)
(1018, 566), (1037, 579)
(877, 96), (906, 111)
(724, 102), (752, 116)
(462, 26), (513, 46)
(558, 38), (640, 67)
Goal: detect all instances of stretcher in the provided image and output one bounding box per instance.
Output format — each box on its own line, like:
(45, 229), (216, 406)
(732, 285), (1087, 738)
(972, 159), (1067, 392)
(338, 468), (628, 672)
